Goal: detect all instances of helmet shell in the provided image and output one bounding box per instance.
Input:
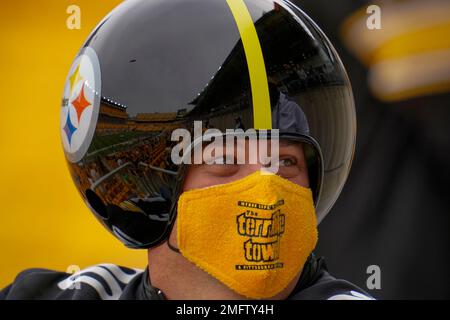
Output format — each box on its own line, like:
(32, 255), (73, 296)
(60, 0), (356, 248)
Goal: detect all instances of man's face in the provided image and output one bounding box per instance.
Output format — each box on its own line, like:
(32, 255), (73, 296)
(160, 138), (312, 299)
(183, 139), (310, 191)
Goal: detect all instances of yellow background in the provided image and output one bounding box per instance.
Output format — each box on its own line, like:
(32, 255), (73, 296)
(0, 1), (147, 289)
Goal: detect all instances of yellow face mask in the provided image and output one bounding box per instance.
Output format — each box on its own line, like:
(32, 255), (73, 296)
(176, 170), (318, 299)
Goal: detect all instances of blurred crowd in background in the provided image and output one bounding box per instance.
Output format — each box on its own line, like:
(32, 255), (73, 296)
(293, 0), (450, 299)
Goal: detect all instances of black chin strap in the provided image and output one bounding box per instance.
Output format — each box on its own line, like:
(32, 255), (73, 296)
(288, 253), (324, 298)
(166, 238), (181, 253)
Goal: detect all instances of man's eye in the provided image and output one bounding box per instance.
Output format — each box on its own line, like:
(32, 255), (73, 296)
(204, 154), (235, 164)
(279, 157), (297, 167)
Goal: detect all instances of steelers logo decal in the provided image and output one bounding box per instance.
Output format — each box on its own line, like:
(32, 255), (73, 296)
(60, 47), (101, 163)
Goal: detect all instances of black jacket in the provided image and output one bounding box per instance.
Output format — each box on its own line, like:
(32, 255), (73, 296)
(0, 256), (374, 300)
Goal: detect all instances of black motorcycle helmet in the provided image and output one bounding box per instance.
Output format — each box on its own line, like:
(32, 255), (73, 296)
(60, 0), (356, 248)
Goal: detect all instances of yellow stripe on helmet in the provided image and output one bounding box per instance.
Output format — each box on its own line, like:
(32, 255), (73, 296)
(226, 0), (272, 129)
